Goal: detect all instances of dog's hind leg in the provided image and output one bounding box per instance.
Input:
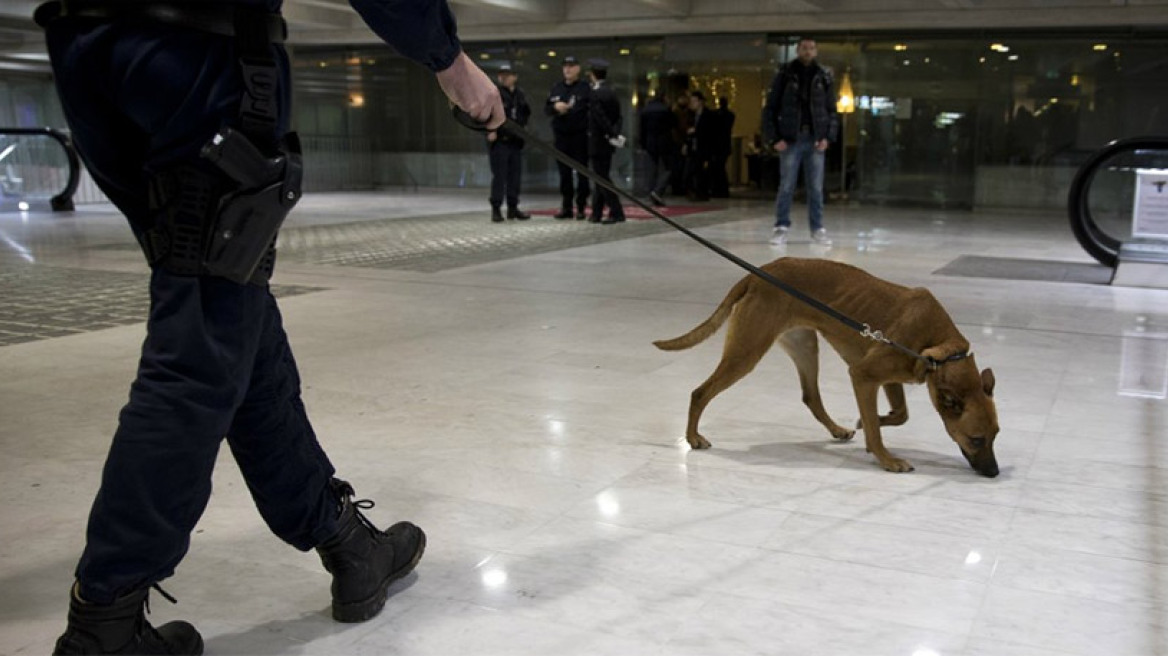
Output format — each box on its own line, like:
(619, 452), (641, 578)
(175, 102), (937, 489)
(778, 328), (855, 441)
(684, 300), (778, 450)
(854, 383), (909, 429)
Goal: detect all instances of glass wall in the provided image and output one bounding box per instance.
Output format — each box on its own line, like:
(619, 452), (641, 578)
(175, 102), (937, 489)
(4, 29), (1166, 211)
(291, 31), (1168, 210)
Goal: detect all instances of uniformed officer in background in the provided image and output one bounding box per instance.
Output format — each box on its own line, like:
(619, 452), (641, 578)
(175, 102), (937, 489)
(545, 55), (592, 219)
(487, 63), (532, 222)
(34, 0), (503, 654)
(585, 58), (625, 224)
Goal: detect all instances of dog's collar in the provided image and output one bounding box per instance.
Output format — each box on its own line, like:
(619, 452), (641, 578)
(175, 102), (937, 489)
(926, 351), (972, 371)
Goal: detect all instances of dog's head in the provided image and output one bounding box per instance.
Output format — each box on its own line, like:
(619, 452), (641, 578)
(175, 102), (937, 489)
(920, 348), (1000, 478)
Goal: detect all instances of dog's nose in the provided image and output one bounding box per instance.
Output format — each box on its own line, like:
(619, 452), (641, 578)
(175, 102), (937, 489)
(979, 463), (999, 478)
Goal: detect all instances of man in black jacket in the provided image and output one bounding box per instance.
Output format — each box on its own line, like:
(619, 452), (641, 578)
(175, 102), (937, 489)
(638, 92), (676, 206)
(684, 90), (715, 201)
(762, 37), (838, 246)
(586, 58), (625, 224)
(546, 55), (591, 219)
(710, 96), (735, 198)
(37, 1), (502, 653)
(487, 64), (532, 222)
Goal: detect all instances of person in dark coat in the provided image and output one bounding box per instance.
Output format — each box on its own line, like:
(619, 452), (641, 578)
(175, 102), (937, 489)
(36, 1), (503, 653)
(487, 64), (532, 222)
(638, 92), (677, 206)
(586, 58), (625, 224)
(684, 90), (715, 201)
(762, 36), (839, 246)
(709, 95), (736, 198)
(546, 55), (592, 219)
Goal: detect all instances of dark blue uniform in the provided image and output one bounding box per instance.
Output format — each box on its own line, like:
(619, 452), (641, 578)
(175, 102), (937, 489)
(488, 84), (531, 214)
(43, 0), (460, 606)
(587, 79), (624, 222)
(545, 78), (592, 216)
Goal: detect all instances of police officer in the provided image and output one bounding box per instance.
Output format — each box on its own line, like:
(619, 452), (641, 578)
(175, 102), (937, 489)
(585, 58), (625, 224)
(545, 55), (592, 219)
(34, 1), (503, 654)
(487, 63), (532, 222)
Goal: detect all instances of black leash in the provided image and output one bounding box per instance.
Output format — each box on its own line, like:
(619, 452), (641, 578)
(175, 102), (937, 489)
(453, 108), (965, 371)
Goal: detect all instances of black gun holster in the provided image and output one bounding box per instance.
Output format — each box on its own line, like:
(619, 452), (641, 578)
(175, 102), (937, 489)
(144, 129), (302, 286)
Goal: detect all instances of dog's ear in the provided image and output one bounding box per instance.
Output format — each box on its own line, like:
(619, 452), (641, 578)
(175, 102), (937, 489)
(916, 346), (950, 379)
(981, 368), (995, 397)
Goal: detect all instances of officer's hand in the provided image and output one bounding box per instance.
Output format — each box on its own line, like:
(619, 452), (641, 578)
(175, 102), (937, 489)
(554, 101), (570, 114)
(773, 140), (788, 153)
(487, 131), (498, 143)
(437, 52), (504, 129)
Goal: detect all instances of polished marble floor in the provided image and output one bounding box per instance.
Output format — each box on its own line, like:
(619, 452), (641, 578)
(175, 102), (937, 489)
(1, 190), (1167, 656)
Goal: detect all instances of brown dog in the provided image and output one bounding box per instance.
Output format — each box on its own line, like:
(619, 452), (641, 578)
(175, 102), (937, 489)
(654, 257), (1000, 477)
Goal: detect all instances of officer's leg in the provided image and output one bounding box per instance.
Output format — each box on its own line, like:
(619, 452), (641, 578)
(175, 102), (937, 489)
(572, 134), (591, 213)
(554, 135), (574, 213)
(589, 148), (607, 220)
(505, 143), (521, 211)
(45, 22), (252, 606)
(225, 290), (339, 550)
(488, 142), (504, 210)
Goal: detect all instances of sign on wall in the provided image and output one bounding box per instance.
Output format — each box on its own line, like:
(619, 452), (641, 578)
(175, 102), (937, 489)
(1133, 169), (1168, 239)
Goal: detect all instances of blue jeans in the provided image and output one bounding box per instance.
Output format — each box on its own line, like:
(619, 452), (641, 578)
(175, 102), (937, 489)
(774, 132), (825, 232)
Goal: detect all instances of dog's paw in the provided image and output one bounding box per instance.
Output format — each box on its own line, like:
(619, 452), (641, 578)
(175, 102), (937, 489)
(686, 434), (712, 450)
(831, 428), (856, 441)
(880, 458), (915, 473)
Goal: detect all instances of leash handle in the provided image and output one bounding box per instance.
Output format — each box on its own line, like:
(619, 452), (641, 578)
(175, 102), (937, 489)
(450, 106), (938, 368)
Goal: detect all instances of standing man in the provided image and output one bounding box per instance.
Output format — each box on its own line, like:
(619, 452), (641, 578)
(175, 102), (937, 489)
(763, 36), (838, 246)
(35, 1), (503, 654)
(638, 91), (676, 206)
(586, 58), (625, 224)
(487, 63), (532, 223)
(546, 55), (591, 219)
(710, 96), (736, 198)
(684, 91), (714, 202)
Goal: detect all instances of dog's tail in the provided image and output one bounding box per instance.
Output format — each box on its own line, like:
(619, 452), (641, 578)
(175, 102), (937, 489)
(653, 277), (750, 351)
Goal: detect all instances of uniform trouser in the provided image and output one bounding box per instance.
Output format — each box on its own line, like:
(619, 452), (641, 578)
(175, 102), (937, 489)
(488, 141), (522, 209)
(46, 19), (340, 604)
(589, 146), (624, 220)
(554, 131), (590, 212)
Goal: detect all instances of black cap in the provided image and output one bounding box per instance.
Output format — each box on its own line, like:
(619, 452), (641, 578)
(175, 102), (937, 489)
(497, 63), (516, 74)
(562, 55), (579, 65)
(588, 58), (609, 72)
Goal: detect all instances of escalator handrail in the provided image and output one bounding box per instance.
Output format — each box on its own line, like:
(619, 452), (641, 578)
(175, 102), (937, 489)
(0, 126), (81, 211)
(1068, 135), (1168, 268)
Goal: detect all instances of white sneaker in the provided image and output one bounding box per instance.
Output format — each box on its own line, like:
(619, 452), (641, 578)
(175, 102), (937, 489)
(812, 228), (832, 246)
(769, 226), (789, 246)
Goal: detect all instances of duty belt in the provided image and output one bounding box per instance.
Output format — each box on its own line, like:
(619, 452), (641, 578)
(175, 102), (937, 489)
(35, 1), (287, 42)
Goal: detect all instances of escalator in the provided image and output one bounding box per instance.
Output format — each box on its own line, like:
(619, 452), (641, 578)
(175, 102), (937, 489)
(0, 127), (80, 212)
(1068, 136), (1168, 286)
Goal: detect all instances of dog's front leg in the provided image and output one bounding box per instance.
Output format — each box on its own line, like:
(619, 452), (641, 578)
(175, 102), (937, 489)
(851, 378), (914, 473)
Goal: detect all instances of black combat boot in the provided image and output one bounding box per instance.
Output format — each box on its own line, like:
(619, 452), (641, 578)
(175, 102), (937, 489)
(316, 479), (426, 623)
(490, 205), (504, 223)
(53, 584), (203, 655)
(507, 206), (530, 220)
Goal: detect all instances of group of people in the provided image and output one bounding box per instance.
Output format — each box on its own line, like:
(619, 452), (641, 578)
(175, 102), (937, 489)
(35, 0), (839, 648)
(485, 56), (627, 224)
(487, 36), (840, 246)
